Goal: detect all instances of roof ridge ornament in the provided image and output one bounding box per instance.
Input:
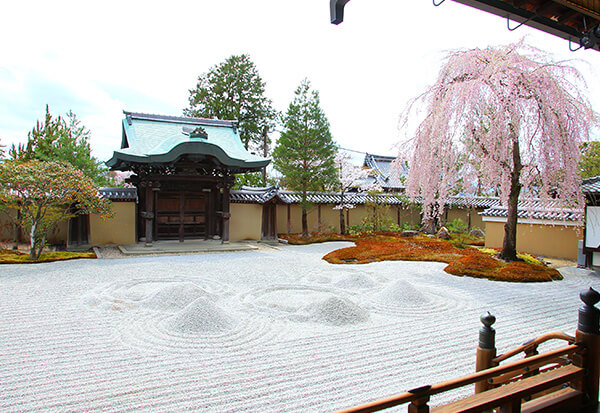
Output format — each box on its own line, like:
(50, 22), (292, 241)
(182, 126), (208, 139)
(191, 127), (208, 139)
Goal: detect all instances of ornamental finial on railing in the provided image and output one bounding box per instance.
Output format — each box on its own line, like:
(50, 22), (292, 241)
(479, 312), (496, 349)
(578, 288), (600, 334)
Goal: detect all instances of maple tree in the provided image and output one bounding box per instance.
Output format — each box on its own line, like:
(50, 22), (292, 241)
(0, 160), (112, 260)
(401, 41), (596, 261)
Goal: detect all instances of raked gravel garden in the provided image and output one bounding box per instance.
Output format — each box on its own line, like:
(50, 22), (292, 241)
(1, 242), (599, 412)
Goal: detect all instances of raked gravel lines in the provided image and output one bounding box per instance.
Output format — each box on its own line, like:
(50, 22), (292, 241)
(1, 241), (599, 412)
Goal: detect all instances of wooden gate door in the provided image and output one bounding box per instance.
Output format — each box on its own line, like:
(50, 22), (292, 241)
(68, 214), (90, 246)
(261, 203), (277, 240)
(156, 191), (207, 241)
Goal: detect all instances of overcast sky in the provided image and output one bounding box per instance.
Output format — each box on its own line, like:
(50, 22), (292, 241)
(1, 0), (599, 163)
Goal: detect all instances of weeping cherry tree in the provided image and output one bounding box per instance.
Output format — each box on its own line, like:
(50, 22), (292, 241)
(401, 41), (596, 261)
(333, 151), (379, 234)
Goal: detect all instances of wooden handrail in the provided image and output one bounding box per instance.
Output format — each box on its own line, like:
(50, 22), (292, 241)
(335, 344), (581, 413)
(489, 355), (569, 385)
(493, 331), (575, 364)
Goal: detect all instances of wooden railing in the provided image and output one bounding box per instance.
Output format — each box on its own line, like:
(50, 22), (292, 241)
(335, 288), (600, 413)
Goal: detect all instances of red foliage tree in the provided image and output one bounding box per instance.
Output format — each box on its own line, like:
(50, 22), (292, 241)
(0, 160), (113, 260)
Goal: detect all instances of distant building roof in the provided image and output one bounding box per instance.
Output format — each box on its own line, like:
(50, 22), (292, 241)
(582, 176), (600, 195)
(106, 111), (270, 172)
(362, 153), (408, 191)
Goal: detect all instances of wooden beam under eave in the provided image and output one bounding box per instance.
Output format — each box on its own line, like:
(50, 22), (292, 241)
(552, 0), (600, 20)
(558, 8), (580, 23)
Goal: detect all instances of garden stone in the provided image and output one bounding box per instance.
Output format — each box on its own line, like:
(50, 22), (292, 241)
(436, 226), (450, 240)
(401, 230), (418, 237)
(469, 228), (485, 237)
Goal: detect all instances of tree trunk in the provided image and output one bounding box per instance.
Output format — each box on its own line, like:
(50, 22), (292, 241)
(12, 208), (21, 250)
(467, 207), (472, 231)
(29, 223), (40, 261)
(301, 208), (308, 237)
(499, 133), (522, 262)
(423, 219), (437, 234)
(339, 190), (346, 235)
(12, 223), (19, 250)
(422, 204), (438, 234)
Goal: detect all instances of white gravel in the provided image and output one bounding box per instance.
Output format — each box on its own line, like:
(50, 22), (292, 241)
(1, 241), (599, 412)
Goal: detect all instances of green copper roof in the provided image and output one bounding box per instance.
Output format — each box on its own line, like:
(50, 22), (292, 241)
(106, 112), (270, 171)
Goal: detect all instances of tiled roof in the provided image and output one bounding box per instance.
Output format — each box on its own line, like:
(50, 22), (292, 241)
(99, 187), (138, 202)
(106, 111), (269, 172)
(481, 199), (583, 222)
(447, 197), (501, 209)
(363, 153), (408, 190)
(102, 185), (581, 221)
(230, 187), (501, 208)
(582, 176), (600, 195)
(231, 186), (408, 205)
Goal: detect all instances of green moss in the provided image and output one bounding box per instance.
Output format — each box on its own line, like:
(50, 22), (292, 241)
(517, 252), (543, 266)
(0, 250), (96, 264)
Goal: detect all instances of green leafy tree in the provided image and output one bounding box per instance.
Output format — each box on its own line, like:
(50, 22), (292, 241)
(0, 160), (112, 260)
(233, 171), (276, 189)
(184, 54), (278, 152)
(580, 141), (600, 179)
(9, 106), (110, 186)
(273, 79), (338, 237)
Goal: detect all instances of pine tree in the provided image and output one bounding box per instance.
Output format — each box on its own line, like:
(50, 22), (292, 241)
(185, 54), (278, 152)
(273, 79), (338, 237)
(9, 106), (110, 186)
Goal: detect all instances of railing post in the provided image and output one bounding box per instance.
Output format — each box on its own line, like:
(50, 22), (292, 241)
(475, 312), (497, 394)
(575, 287), (600, 408)
(407, 396), (430, 413)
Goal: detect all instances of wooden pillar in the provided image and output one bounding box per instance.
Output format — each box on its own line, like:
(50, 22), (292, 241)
(178, 191), (185, 242)
(318, 204), (322, 233)
(287, 204), (291, 234)
(207, 187), (215, 240)
(77, 213), (83, 245)
(144, 182), (154, 247)
(574, 288), (600, 408)
(346, 209), (350, 228)
(475, 312), (497, 394)
(222, 185), (230, 244)
(270, 203), (276, 239)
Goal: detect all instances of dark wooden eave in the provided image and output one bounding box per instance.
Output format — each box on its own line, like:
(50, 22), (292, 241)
(331, 0), (600, 51)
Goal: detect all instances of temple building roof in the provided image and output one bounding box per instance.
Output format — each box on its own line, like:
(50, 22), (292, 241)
(360, 153), (408, 191)
(106, 112), (270, 172)
(582, 176), (600, 195)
